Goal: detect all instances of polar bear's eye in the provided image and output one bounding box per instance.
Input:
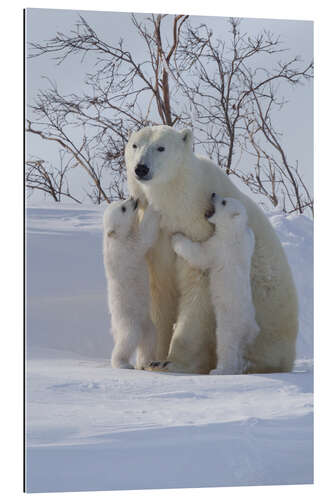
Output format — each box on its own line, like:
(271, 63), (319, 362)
(222, 200), (227, 206)
(132, 144), (137, 149)
(121, 206), (126, 213)
(157, 146), (165, 152)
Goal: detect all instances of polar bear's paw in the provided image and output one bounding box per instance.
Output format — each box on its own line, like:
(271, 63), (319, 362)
(146, 360), (172, 372)
(145, 360), (197, 373)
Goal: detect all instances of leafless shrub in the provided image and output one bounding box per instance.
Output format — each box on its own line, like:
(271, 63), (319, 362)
(26, 152), (81, 203)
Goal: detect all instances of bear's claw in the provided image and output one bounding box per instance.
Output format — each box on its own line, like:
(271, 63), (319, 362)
(146, 360), (171, 371)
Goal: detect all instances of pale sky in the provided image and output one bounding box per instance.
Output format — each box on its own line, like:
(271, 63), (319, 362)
(25, 8), (313, 205)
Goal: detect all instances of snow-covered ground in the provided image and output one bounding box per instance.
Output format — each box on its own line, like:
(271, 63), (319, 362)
(25, 203), (313, 493)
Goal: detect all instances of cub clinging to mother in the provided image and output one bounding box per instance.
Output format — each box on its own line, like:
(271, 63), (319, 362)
(172, 194), (260, 375)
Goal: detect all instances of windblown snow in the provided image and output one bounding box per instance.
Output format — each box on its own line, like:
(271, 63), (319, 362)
(25, 203), (313, 493)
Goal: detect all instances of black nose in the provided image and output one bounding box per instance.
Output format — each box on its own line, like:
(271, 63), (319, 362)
(135, 164), (149, 178)
(211, 193), (216, 200)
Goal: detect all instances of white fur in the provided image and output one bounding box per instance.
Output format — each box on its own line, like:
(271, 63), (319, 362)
(125, 125), (298, 374)
(103, 199), (160, 369)
(172, 196), (260, 375)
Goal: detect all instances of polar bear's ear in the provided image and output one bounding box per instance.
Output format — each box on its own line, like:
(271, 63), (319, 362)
(180, 128), (193, 146)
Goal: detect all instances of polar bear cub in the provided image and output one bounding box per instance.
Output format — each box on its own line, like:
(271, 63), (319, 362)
(103, 198), (160, 369)
(172, 193), (260, 375)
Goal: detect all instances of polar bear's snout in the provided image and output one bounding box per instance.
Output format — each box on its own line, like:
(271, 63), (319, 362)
(135, 163), (150, 180)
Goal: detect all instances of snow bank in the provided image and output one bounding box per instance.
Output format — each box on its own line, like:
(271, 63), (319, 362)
(270, 211), (313, 359)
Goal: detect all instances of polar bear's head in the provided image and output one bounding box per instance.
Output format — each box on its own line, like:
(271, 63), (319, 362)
(103, 198), (139, 240)
(125, 126), (193, 186)
(205, 194), (248, 233)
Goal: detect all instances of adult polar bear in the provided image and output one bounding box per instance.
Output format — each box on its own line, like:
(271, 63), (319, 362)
(125, 125), (298, 374)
